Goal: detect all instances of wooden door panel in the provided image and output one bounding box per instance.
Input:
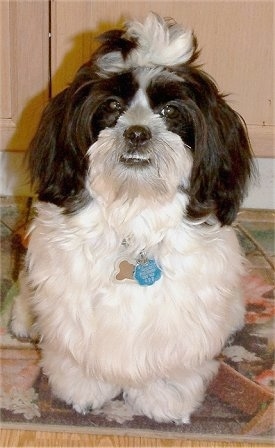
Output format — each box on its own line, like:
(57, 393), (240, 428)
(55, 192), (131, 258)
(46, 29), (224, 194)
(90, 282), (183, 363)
(0, 0), (49, 151)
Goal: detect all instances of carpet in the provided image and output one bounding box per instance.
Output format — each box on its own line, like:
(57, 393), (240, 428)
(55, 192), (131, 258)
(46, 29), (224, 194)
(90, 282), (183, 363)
(1, 197), (274, 443)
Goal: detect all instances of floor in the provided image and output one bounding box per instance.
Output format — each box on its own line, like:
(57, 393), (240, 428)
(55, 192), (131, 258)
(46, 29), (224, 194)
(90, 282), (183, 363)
(0, 428), (273, 448)
(236, 209), (274, 282)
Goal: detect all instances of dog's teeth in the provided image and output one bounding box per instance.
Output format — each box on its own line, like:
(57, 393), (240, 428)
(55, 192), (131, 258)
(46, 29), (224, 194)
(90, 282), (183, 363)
(120, 153), (151, 165)
(125, 154), (148, 160)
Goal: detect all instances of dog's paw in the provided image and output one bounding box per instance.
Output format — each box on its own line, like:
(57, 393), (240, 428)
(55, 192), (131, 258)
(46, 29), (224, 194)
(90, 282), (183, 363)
(9, 314), (36, 340)
(9, 284), (37, 341)
(71, 396), (106, 415)
(9, 310), (39, 342)
(46, 366), (122, 417)
(9, 316), (30, 339)
(173, 416), (191, 425)
(124, 379), (201, 424)
(73, 404), (91, 415)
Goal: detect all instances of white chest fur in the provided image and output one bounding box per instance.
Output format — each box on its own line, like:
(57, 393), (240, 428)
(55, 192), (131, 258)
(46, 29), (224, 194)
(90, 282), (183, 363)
(27, 195), (245, 385)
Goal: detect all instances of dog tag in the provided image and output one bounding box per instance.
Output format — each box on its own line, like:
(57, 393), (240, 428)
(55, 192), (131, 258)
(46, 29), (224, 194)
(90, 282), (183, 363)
(115, 260), (135, 281)
(134, 259), (162, 286)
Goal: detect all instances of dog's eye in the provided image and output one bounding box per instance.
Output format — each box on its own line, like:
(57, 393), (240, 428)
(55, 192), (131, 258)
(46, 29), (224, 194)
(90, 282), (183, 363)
(160, 104), (179, 119)
(108, 99), (122, 112)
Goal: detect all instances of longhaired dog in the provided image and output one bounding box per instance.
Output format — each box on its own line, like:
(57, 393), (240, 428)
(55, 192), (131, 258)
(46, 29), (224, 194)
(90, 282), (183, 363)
(11, 13), (254, 423)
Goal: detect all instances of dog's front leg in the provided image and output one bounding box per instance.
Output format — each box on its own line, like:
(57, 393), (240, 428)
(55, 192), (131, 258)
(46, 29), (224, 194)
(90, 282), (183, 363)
(10, 270), (38, 341)
(41, 348), (121, 414)
(123, 359), (219, 423)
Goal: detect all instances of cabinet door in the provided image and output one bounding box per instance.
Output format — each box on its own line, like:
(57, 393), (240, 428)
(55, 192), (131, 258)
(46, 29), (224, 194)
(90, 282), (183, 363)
(51, 0), (274, 157)
(0, 0), (49, 151)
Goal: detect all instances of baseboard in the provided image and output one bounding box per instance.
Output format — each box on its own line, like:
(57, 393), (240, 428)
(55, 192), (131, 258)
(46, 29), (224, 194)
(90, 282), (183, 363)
(242, 157), (274, 210)
(0, 151), (274, 210)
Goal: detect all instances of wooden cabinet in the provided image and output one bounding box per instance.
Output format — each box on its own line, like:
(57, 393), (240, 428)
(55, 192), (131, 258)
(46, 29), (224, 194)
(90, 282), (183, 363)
(1, 0), (274, 157)
(0, 0), (49, 151)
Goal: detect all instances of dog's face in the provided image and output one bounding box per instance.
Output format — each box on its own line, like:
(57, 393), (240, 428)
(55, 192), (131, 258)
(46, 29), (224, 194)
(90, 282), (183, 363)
(29, 13), (253, 225)
(87, 68), (194, 203)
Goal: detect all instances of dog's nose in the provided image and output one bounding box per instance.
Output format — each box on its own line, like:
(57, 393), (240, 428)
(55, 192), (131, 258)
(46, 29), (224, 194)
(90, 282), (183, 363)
(124, 125), (152, 146)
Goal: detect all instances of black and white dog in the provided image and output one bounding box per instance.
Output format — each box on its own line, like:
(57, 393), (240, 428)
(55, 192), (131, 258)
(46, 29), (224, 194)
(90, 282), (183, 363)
(11, 13), (254, 423)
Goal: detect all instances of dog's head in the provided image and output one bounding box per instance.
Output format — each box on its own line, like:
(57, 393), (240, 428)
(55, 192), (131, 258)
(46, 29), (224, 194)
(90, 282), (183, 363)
(29, 13), (254, 225)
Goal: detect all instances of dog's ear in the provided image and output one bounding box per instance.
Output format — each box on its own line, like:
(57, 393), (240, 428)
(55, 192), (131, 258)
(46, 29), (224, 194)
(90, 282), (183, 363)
(28, 71), (93, 208)
(186, 72), (255, 225)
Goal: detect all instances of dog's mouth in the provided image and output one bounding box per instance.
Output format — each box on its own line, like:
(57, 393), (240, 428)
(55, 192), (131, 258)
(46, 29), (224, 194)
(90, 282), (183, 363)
(120, 153), (151, 167)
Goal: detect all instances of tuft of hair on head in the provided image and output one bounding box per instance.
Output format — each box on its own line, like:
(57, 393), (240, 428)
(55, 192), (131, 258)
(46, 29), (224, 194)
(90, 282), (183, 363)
(124, 13), (196, 66)
(96, 12), (198, 74)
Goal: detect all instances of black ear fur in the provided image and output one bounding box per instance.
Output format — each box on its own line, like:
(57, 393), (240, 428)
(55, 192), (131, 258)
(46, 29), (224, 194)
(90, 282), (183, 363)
(185, 70), (255, 225)
(28, 68), (94, 209)
(28, 29), (138, 211)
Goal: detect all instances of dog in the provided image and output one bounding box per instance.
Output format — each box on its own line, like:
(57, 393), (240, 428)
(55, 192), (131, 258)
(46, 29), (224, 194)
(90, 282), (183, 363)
(11, 13), (254, 423)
